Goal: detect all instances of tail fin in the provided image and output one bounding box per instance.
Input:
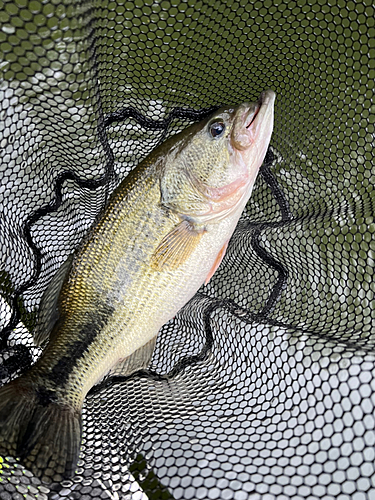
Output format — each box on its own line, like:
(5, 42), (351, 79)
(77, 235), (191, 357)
(0, 379), (82, 483)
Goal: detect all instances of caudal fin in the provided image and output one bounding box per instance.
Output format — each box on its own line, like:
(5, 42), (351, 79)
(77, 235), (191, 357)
(0, 379), (82, 483)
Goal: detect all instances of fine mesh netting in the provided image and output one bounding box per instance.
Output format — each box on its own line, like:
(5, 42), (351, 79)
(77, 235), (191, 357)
(0, 0), (374, 498)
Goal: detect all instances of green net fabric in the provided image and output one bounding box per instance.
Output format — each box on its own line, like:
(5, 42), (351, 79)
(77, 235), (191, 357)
(0, 0), (374, 498)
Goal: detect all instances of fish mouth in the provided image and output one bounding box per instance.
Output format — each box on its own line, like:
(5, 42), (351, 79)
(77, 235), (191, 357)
(231, 90), (275, 151)
(245, 90), (275, 131)
(246, 105), (260, 129)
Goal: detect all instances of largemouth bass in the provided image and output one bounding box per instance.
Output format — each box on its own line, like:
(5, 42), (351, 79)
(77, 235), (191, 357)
(0, 90), (275, 482)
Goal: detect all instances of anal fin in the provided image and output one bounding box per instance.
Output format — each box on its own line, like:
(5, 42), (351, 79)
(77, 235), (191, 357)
(151, 220), (205, 271)
(106, 336), (157, 379)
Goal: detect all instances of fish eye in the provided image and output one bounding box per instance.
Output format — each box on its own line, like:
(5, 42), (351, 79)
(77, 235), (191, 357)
(208, 120), (226, 138)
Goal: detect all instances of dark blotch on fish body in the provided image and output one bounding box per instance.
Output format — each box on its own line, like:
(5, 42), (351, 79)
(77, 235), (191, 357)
(36, 386), (58, 406)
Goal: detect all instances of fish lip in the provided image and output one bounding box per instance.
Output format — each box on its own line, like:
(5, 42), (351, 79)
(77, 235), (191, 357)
(246, 105), (260, 129)
(231, 90), (275, 151)
(246, 90), (275, 129)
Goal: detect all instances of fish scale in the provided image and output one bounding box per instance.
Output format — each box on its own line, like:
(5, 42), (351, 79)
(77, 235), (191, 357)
(0, 90), (275, 482)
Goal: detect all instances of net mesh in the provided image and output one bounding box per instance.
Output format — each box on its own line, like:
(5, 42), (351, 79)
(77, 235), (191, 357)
(0, 0), (374, 498)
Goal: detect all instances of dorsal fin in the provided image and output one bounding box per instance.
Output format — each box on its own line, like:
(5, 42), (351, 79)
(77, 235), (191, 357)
(33, 255), (73, 347)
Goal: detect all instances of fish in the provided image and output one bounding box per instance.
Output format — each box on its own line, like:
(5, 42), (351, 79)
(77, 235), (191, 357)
(0, 90), (275, 483)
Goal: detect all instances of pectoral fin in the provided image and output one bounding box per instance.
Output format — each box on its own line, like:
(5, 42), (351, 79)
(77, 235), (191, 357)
(151, 220), (205, 271)
(204, 240), (229, 284)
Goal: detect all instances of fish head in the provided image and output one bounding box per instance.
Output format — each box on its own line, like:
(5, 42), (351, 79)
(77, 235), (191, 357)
(160, 90), (275, 222)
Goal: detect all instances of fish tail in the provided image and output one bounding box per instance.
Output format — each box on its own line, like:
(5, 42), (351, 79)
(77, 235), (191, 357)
(0, 378), (82, 483)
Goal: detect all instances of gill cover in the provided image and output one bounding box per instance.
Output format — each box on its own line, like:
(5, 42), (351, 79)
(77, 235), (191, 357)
(159, 108), (236, 218)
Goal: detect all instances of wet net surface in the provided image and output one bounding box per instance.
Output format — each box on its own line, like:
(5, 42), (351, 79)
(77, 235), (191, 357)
(0, 0), (374, 498)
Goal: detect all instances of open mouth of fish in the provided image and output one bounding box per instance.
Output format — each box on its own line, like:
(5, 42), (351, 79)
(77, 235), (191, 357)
(246, 103), (260, 128)
(231, 90), (275, 153)
(246, 90), (275, 130)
